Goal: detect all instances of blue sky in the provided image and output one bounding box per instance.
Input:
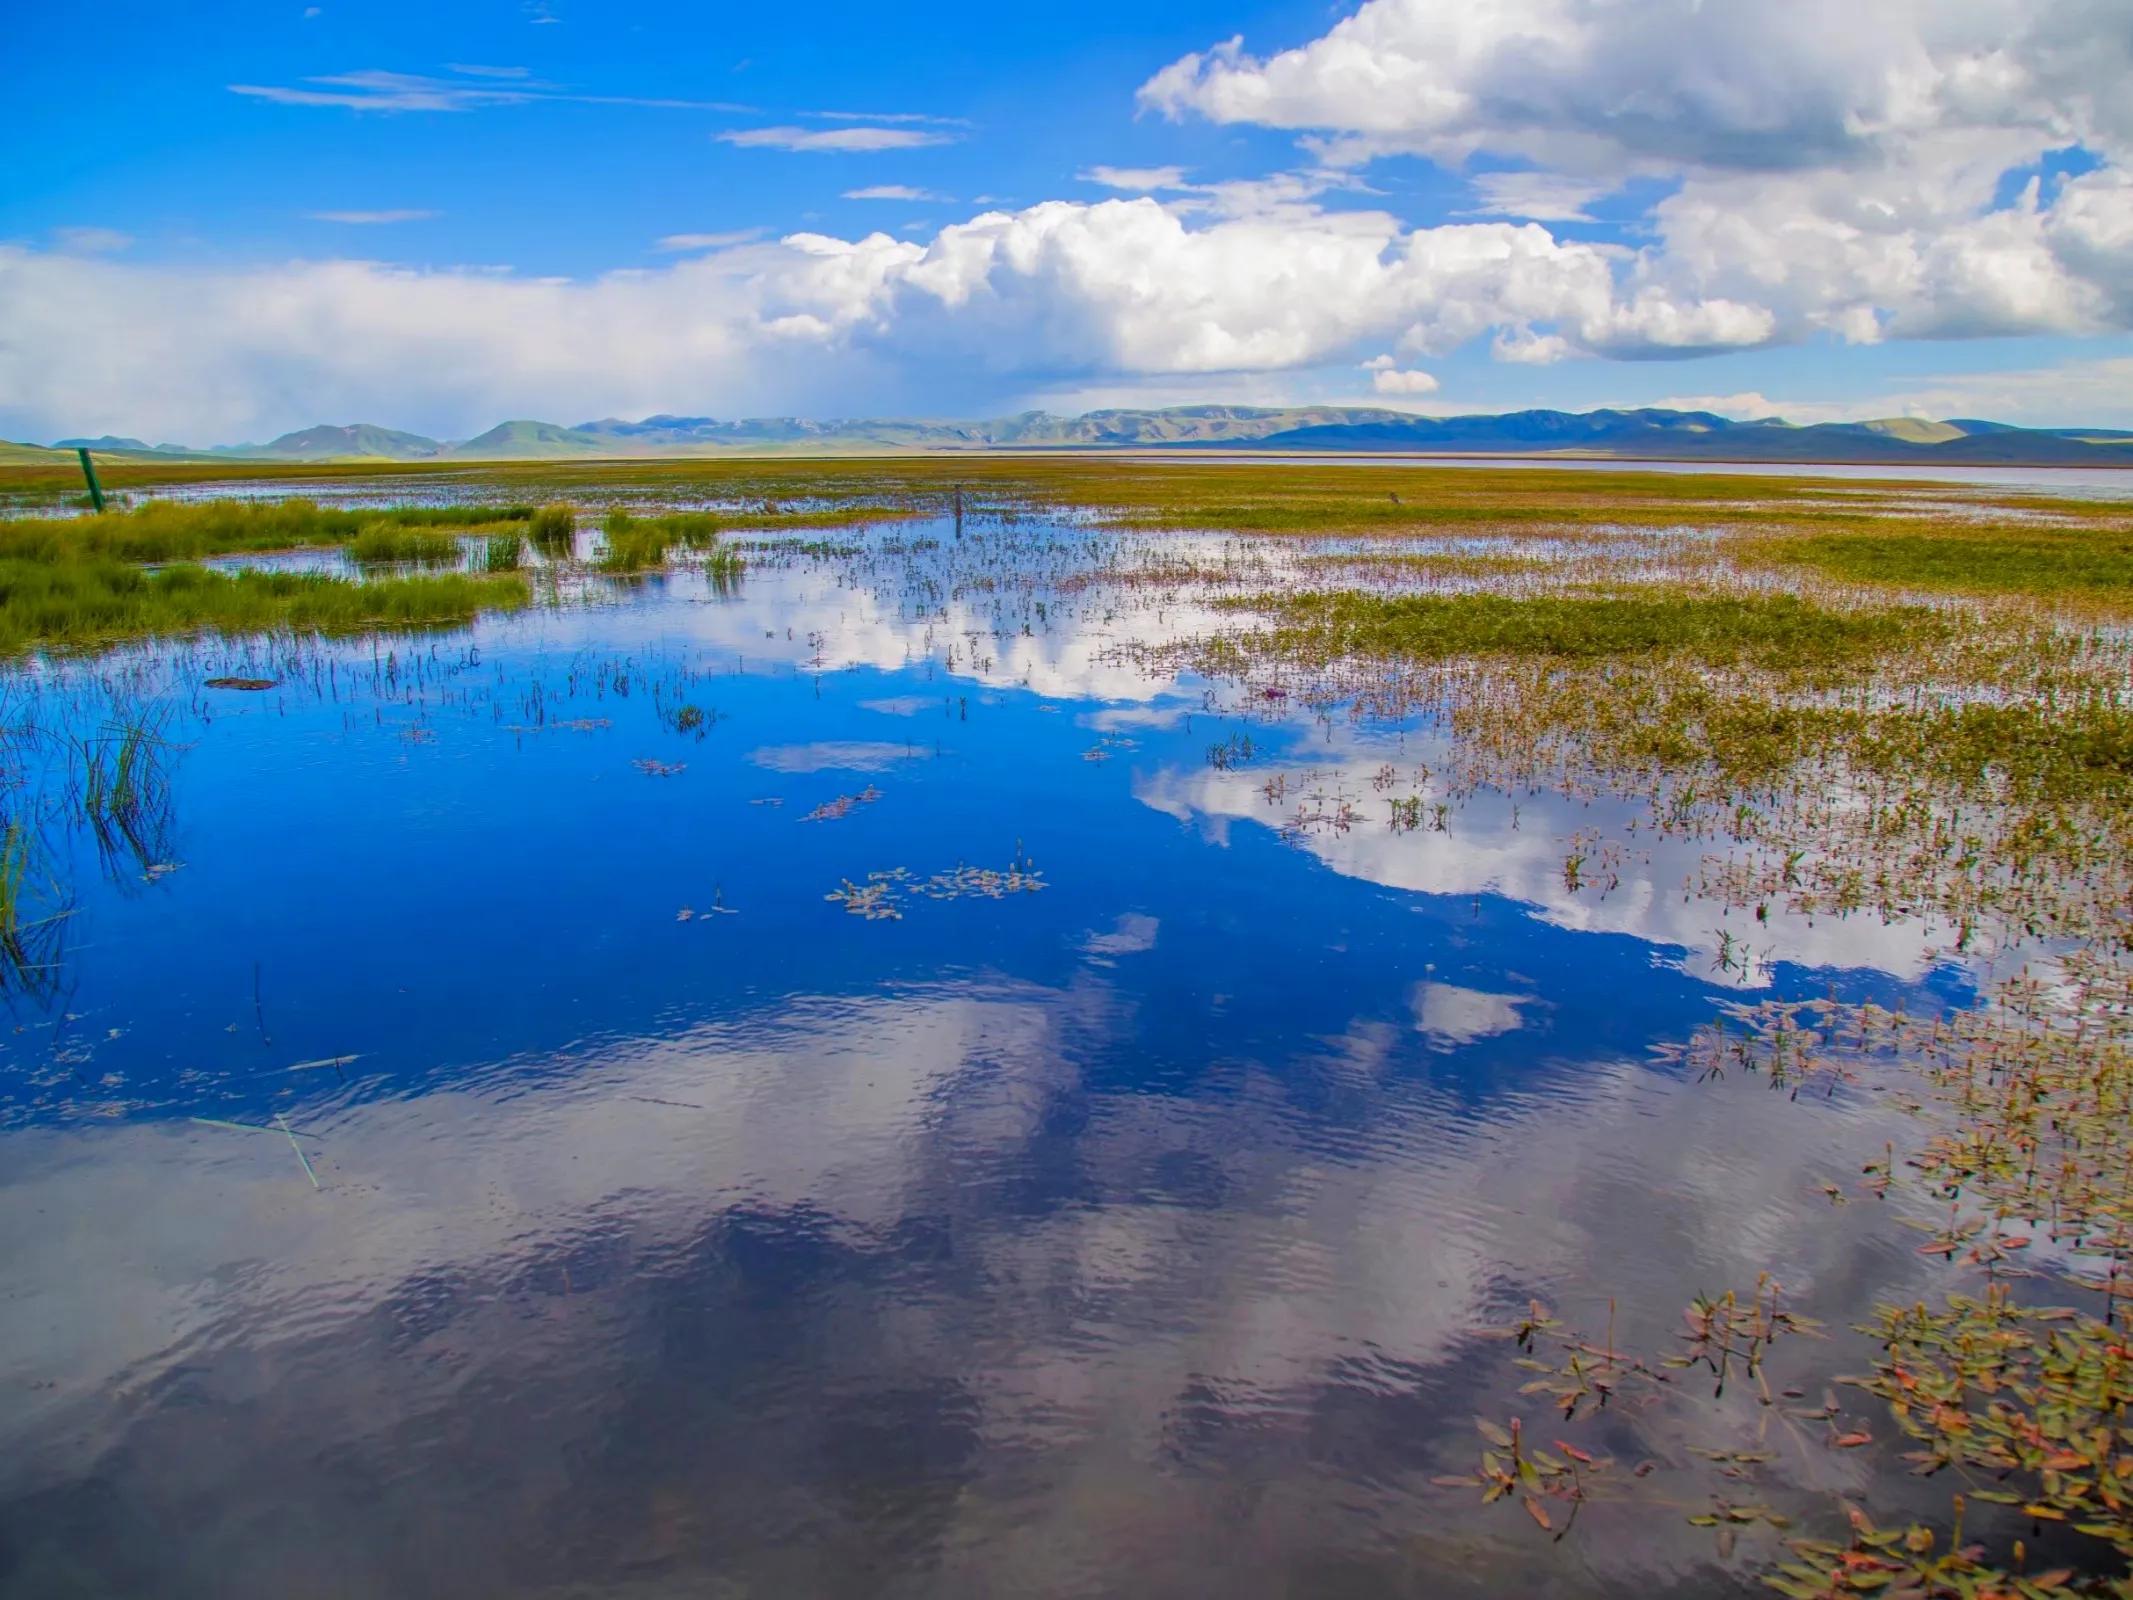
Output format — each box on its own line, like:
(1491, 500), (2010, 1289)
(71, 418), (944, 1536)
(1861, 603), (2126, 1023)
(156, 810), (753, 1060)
(4, 0), (2131, 442)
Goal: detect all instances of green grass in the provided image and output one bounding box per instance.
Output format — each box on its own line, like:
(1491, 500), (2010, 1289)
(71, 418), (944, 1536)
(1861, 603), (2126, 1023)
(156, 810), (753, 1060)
(1748, 526), (2133, 599)
(483, 532), (524, 571)
(599, 509), (738, 575)
(1225, 588), (1942, 669)
(0, 558), (529, 654)
(347, 524), (462, 564)
(527, 502), (577, 553)
(0, 499), (529, 564)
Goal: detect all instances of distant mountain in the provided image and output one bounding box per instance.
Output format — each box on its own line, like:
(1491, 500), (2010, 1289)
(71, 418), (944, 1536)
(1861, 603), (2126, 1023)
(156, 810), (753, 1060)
(235, 423), (446, 460)
(448, 419), (612, 457)
(40, 406), (2133, 467)
(54, 435), (159, 453)
(1233, 408), (2133, 464)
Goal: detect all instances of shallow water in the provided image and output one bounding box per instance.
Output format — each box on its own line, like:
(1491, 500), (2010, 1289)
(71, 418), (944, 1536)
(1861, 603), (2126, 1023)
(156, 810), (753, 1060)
(0, 515), (2002, 1597)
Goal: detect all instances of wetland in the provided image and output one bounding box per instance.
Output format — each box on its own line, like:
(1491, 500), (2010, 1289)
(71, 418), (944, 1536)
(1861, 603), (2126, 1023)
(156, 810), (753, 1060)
(1, 455), (2130, 1599)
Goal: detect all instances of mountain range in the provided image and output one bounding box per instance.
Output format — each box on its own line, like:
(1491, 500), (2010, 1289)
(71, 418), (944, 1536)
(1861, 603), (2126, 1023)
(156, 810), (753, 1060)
(36, 406), (2133, 467)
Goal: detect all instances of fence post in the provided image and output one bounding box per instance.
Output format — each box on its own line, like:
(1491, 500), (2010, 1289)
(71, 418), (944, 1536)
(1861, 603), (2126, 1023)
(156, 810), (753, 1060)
(76, 448), (106, 512)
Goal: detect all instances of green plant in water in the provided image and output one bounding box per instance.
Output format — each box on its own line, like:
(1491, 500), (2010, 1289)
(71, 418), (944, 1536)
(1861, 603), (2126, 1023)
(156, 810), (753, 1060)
(527, 503), (577, 555)
(348, 524), (461, 565)
(599, 509), (740, 578)
(0, 499), (529, 564)
(0, 559), (530, 654)
(0, 819), (67, 998)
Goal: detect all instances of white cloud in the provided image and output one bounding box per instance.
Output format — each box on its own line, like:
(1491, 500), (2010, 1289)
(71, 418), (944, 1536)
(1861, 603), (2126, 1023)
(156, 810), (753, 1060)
(1371, 366), (1439, 395)
(1142, 1), (2133, 181)
(230, 67), (749, 113)
(812, 110), (969, 128)
(307, 209), (437, 224)
(1464, 172), (1607, 223)
(1142, 0), (2133, 355)
(0, 196), (1809, 442)
(844, 185), (949, 202)
(1080, 165), (1189, 192)
(719, 125), (954, 153)
(653, 229), (765, 252)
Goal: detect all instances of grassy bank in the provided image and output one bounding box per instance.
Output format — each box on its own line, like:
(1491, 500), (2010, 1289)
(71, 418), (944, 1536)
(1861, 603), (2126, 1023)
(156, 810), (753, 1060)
(0, 560), (529, 654)
(0, 499), (546, 653)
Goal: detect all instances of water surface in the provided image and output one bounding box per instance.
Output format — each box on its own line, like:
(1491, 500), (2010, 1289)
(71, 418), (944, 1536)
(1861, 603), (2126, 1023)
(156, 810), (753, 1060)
(0, 513), (1992, 1597)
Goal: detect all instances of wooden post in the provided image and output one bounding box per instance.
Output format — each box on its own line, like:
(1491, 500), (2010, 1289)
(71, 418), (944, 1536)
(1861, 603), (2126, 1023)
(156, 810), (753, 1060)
(76, 448), (106, 512)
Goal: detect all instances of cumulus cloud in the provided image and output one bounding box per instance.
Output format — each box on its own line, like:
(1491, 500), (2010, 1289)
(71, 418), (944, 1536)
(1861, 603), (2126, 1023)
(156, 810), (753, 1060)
(1141, 1), (2133, 180)
(1143, 0), (2133, 353)
(0, 197), (1784, 441)
(1362, 354), (1439, 394)
(1371, 368), (1439, 395)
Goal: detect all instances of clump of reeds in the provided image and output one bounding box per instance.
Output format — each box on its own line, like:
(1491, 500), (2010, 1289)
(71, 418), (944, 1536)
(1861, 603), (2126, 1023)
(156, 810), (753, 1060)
(527, 504), (577, 556)
(0, 499), (530, 564)
(348, 524), (461, 565)
(0, 558), (530, 654)
(598, 510), (738, 577)
(483, 533), (525, 572)
(0, 817), (67, 998)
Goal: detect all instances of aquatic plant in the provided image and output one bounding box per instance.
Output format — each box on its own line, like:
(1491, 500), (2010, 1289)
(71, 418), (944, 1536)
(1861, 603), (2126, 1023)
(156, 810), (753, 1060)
(598, 509), (738, 575)
(1220, 588), (1945, 669)
(527, 503), (577, 555)
(73, 703), (177, 876)
(0, 498), (528, 564)
(0, 819), (67, 997)
(0, 559), (530, 654)
(348, 524), (461, 565)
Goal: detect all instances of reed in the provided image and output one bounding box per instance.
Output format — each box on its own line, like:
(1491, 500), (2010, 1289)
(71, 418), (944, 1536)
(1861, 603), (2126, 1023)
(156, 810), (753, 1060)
(0, 499), (528, 564)
(527, 503), (577, 555)
(0, 559), (530, 654)
(348, 524), (461, 565)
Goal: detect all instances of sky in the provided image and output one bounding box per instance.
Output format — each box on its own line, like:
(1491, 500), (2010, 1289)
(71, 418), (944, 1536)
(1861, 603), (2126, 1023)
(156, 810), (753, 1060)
(4, 0), (2132, 444)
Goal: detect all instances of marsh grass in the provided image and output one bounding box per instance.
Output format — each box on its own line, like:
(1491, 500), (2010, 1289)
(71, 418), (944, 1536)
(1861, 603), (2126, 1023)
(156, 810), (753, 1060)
(527, 503), (577, 555)
(0, 819), (65, 997)
(348, 524), (462, 565)
(1744, 524), (2133, 600)
(0, 560), (530, 654)
(1224, 588), (1945, 669)
(73, 704), (177, 875)
(483, 532), (524, 572)
(0, 499), (529, 564)
(599, 509), (741, 578)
